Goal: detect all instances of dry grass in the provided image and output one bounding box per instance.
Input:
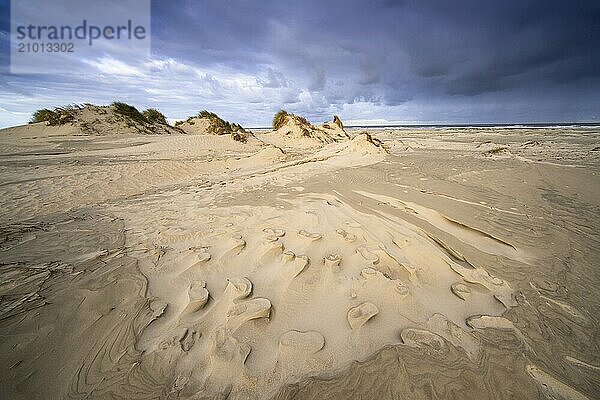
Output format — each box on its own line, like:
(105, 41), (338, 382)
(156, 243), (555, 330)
(142, 108), (167, 125)
(272, 110), (290, 130)
(111, 102), (147, 124)
(273, 110), (313, 130)
(30, 104), (84, 125)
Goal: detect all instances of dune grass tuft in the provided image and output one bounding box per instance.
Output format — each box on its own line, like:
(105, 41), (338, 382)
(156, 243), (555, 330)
(30, 108), (58, 124)
(272, 110), (289, 130)
(30, 104), (84, 125)
(272, 110), (312, 130)
(142, 108), (167, 125)
(111, 102), (148, 124)
(197, 110), (246, 135)
(29, 102), (176, 134)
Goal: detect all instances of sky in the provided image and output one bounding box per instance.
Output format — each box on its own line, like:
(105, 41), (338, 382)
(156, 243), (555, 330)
(0, 0), (599, 128)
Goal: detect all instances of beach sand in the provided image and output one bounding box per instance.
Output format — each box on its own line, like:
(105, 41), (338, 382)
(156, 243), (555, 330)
(0, 123), (598, 399)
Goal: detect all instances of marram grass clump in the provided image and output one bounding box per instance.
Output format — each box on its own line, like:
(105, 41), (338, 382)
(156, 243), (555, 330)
(31, 102), (171, 127)
(30, 108), (59, 124)
(179, 110), (249, 142)
(198, 110), (236, 135)
(111, 102), (148, 125)
(142, 108), (167, 125)
(272, 110), (290, 130)
(30, 104), (85, 125)
(272, 110), (312, 130)
(112, 102), (170, 126)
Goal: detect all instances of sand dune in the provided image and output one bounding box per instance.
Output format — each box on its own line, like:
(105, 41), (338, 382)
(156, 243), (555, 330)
(262, 114), (350, 150)
(0, 123), (598, 399)
(176, 111), (251, 143)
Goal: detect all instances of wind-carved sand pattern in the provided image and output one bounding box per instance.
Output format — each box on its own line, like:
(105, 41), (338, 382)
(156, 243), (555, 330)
(1, 127), (598, 399)
(125, 189), (524, 398)
(0, 214), (169, 399)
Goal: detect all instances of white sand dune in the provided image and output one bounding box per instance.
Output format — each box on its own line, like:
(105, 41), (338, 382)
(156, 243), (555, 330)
(0, 123), (598, 399)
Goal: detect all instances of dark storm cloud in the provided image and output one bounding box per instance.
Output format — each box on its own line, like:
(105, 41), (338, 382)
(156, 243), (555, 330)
(0, 0), (599, 125)
(152, 0), (599, 100)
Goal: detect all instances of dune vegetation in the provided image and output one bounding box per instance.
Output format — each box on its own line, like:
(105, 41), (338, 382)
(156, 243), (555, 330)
(29, 104), (86, 125)
(272, 109), (311, 130)
(30, 102), (170, 127)
(142, 108), (168, 125)
(176, 110), (249, 142)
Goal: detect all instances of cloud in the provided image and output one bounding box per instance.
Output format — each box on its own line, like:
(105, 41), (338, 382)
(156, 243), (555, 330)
(0, 0), (599, 127)
(83, 57), (145, 76)
(256, 68), (290, 88)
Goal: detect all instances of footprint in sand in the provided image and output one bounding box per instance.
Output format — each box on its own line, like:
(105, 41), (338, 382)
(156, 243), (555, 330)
(356, 245), (379, 265)
(279, 250), (310, 281)
(185, 277), (253, 326)
(324, 254), (342, 272)
(357, 267), (409, 298)
(298, 229), (323, 240)
(451, 282), (471, 300)
(208, 325), (251, 365)
(159, 327), (188, 350)
(196, 277), (269, 335)
(400, 328), (448, 357)
(260, 239), (285, 264)
(394, 281), (410, 296)
(197, 251), (211, 262)
(282, 250), (295, 263)
(347, 302), (379, 329)
(179, 328), (198, 351)
(220, 237), (246, 262)
(224, 277), (253, 300)
(466, 314), (531, 351)
(182, 280), (210, 315)
(279, 330), (325, 355)
(451, 264), (515, 307)
(230, 236), (246, 252)
(335, 228), (356, 242)
(265, 234), (280, 242)
(263, 227), (286, 237)
(179, 248), (212, 275)
(225, 298), (272, 333)
(202, 278), (272, 381)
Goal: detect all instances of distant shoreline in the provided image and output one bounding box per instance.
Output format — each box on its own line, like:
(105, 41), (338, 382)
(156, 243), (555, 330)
(247, 122), (600, 130)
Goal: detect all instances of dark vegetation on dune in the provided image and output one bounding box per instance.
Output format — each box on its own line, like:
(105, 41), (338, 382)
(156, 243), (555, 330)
(176, 110), (249, 142)
(30, 104), (87, 126)
(142, 108), (168, 125)
(272, 110), (289, 130)
(111, 102), (148, 125)
(272, 109), (311, 131)
(111, 102), (170, 126)
(30, 102), (169, 127)
(198, 110), (241, 135)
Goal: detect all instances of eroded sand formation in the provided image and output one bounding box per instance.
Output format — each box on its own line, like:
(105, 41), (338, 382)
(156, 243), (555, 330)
(267, 113), (350, 146)
(0, 122), (598, 399)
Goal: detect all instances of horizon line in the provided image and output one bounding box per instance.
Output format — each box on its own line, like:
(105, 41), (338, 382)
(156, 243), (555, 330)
(244, 122), (600, 130)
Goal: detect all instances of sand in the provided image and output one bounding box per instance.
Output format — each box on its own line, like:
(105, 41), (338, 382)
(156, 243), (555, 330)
(0, 123), (599, 399)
